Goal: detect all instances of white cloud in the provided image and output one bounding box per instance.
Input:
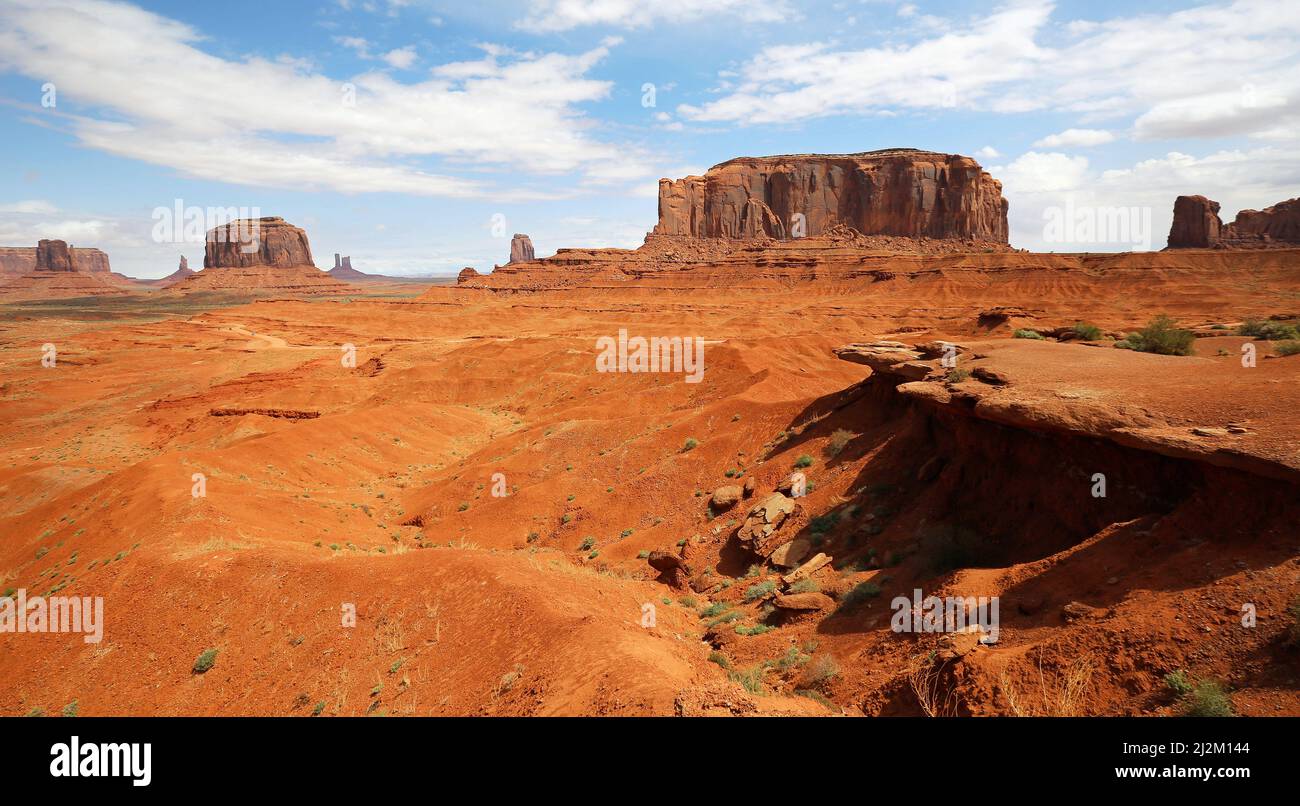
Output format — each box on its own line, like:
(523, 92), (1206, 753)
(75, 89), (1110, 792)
(0, 0), (655, 199)
(998, 145), (1300, 251)
(976, 146), (1000, 158)
(1032, 128), (1116, 148)
(679, 0), (1300, 143)
(0, 199), (58, 214)
(518, 0), (794, 32)
(334, 36), (371, 59)
(381, 46), (416, 70)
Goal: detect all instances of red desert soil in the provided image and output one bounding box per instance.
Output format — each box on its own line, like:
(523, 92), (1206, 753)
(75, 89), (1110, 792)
(1, 246), (1298, 716)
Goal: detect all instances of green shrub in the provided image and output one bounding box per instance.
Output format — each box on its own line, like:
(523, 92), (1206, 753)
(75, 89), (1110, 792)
(793, 454), (813, 468)
(1275, 340), (1300, 357)
(62, 700), (79, 718)
(743, 581), (776, 602)
(825, 429), (855, 457)
(1287, 596), (1300, 645)
(1126, 315), (1195, 356)
(809, 513), (838, 535)
(698, 602), (732, 619)
(457, 502), (469, 512)
(1072, 322), (1103, 340)
(192, 648), (219, 674)
(312, 701), (326, 716)
(1013, 329), (1044, 340)
(1239, 318), (1300, 340)
(682, 438), (698, 452)
(835, 582), (881, 613)
(798, 655), (841, 688)
(946, 367), (970, 383)
(579, 537), (595, 551)
(788, 578), (820, 594)
(735, 624), (773, 636)
(707, 651), (731, 670)
(1182, 680), (1234, 717)
(728, 665), (767, 695)
(1164, 670), (1193, 696)
(706, 610), (743, 628)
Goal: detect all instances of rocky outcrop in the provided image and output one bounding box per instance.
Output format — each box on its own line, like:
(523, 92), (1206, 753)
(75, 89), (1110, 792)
(457, 267), (482, 284)
(204, 217), (314, 269)
(0, 244), (110, 274)
(1167, 194), (1300, 249)
(654, 149), (1009, 243)
(1224, 197), (1300, 245)
(509, 234), (535, 264)
(179, 255), (189, 272)
(1167, 195), (1221, 248)
(36, 239), (77, 272)
(327, 253), (379, 282)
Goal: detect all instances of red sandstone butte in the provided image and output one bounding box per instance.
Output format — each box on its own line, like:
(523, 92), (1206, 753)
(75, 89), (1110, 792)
(1167, 195), (1222, 248)
(204, 216), (315, 269)
(653, 148), (1009, 243)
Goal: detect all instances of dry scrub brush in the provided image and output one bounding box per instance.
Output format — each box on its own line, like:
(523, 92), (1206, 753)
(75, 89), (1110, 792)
(997, 646), (1095, 716)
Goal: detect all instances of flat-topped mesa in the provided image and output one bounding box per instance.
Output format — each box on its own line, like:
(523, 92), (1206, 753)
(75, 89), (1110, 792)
(509, 233), (535, 263)
(204, 216), (314, 268)
(654, 149), (1009, 243)
(1167, 194), (1300, 249)
(0, 243), (110, 274)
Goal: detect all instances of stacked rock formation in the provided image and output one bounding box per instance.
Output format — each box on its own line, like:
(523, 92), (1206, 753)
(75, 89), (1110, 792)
(203, 217), (314, 269)
(509, 234), (535, 263)
(171, 217), (345, 294)
(1167, 194), (1300, 248)
(653, 149), (1009, 243)
(0, 239), (126, 298)
(1167, 196), (1222, 248)
(0, 241), (111, 274)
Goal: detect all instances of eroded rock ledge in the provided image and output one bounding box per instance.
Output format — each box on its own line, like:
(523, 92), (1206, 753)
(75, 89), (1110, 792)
(654, 149), (1009, 243)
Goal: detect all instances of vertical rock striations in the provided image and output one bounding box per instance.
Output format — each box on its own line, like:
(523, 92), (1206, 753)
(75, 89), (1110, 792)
(509, 234), (535, 263)
(653, 149), (1009, 243)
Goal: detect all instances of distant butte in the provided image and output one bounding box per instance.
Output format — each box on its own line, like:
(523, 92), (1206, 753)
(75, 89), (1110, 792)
(509, 233), (535, 264)
(171, 217), (347, 294)
(654, 148), (1008, 243)
(1166, 193), (1300, 249)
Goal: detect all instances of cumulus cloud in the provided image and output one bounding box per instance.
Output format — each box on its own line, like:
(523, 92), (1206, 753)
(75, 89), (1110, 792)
(518, 0), (794, 32)
(996, 146), (1300, 251)
(0, 0), (654, 199)
(381, 46), (417, 70)
(1032, 129), (1116, 148)
(679, 0), (1300, 144)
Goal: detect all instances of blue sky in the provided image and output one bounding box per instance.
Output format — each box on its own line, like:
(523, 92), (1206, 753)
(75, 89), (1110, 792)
(1, 0), (1297, 277)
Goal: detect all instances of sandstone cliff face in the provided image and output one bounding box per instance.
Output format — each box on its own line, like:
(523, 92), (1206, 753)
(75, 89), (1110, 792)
(204, 217), (314, 268)
(654, 149), (1009, 243)
(0, 244), (111, 274)
(1167, 195), (1300, 248)
(36, 239), (77, 272)
(0, 247), (35, 274)
(1167, 195), (1221, 248)
(1225, 197), (1300, 244)
(509, 234), (535, 263)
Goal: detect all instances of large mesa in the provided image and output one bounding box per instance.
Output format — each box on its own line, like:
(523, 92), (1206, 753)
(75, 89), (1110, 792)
(653, 148), (1009, 243)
